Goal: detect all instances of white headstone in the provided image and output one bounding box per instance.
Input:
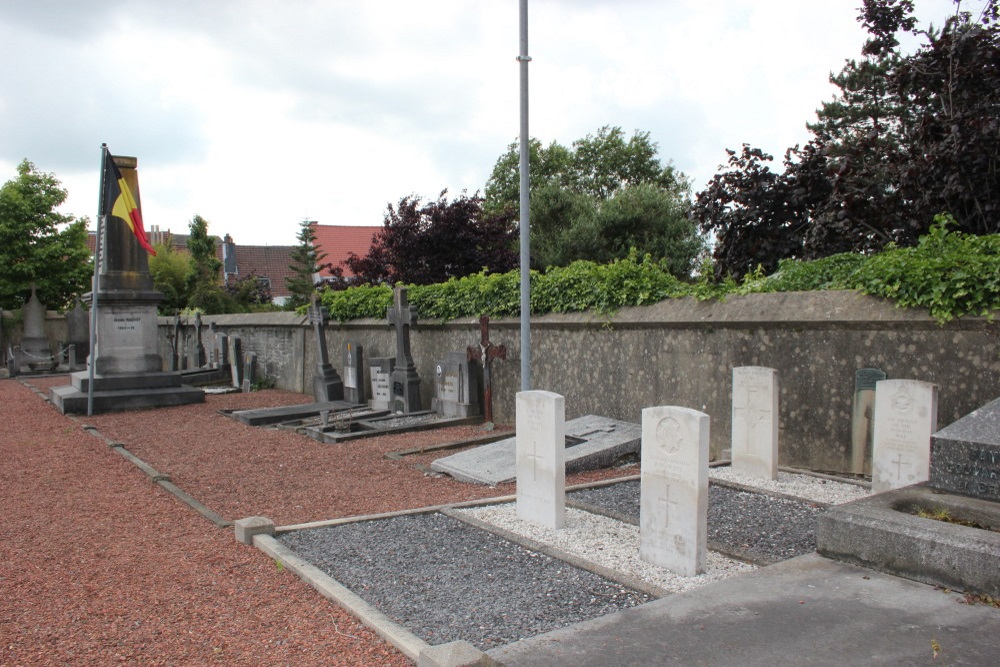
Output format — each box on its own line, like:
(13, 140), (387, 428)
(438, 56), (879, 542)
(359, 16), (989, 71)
(731, 366), (779, 480)
(515, 390), (565, 530)
(639, 406), (709, 576)
(872, 379), (938, 493)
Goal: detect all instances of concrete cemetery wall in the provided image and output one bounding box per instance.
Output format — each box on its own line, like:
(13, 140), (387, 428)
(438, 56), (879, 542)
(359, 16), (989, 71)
(160, 291), (1000, 473)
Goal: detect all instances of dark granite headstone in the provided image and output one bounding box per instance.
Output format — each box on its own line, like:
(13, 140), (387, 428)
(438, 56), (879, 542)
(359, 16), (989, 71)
(431, 352), (480, 418)
(342, 340), (365, 404)
(386, 287), (420, 413)
(65, 299), (89, 369)
(308, 301), (343, 402)
(241, 351), (256, 393)
(930, 396), (1000, 502)
(189, 312), (206, 369)
(229, 335), (243, 388)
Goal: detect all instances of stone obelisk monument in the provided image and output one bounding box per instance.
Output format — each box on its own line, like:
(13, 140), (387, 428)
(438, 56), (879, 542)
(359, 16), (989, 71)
(50, 153), (204, 414)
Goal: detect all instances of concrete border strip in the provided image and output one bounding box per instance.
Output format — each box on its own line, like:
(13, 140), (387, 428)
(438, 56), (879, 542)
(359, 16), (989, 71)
(440, 507), (671, 599)
(252, 533), (431, 662)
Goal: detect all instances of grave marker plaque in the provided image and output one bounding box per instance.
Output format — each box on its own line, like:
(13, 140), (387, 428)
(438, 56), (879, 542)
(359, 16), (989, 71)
(731, 366), (779, 480)
(516, 390), (565, 530)
(639, 405), (709, 576)
(368, 357), (395, 411)
(343, 340), (366, 404)
(872, 379), (938, 493)
(431, 352), (480, 418)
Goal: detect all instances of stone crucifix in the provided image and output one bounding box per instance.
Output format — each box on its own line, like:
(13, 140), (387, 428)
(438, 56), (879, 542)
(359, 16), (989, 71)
(386, 286), (421, 413)
(308, 294), (344, 402)
(467, 315), (506, 424)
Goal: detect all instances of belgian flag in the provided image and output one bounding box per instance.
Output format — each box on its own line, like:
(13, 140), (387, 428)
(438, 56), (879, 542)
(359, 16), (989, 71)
(103, 152), (156, 256)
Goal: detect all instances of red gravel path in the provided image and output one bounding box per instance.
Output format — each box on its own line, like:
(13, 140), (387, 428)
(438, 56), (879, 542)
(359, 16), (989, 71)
(3, 376), (632, 664)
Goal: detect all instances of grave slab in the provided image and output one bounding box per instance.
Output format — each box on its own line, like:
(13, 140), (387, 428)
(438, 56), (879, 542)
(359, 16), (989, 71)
(730, 366), (778, 480)
(639, 406), (709, 576)
(430, 415), (642, 485)
(229, 400), (361, 426)
(872, 379), (938, 493)
(516, 390), (565, 530)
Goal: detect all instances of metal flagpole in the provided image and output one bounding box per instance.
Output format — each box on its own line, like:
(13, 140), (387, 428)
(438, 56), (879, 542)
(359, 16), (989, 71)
(87, 144), (108, 417)
(518, 0), (531, 391)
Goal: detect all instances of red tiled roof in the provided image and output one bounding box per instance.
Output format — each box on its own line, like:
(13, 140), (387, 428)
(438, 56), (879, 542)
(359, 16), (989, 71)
(312, 224), (383, 277)
(230, 245), (297, 297)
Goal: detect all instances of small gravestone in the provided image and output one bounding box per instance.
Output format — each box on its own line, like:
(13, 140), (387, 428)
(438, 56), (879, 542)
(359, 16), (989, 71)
(188, 312), (206, 369)
(207, 322), (222, 368)
(386, 287), (421, 413)
(516, 390), (566, 530)
(851, 368), (886, 475)
(21, 287), (53, 371)
(368, 357), (394, 410)
(229, 335), (243, 388)
(215, 329), (229, 368)
(731, 366), (779, 480)
(431, 352), (480, 418)
(64, 299), (89, 370)
(930, 396), (1000, 502)
(170, 315), (182, 371)
(308, 299), (344, 402)
(343, 340), (365, 404)
(241, 351), (257, 393)
(639, 406), (709, 576)
(872, 379), (938, 493)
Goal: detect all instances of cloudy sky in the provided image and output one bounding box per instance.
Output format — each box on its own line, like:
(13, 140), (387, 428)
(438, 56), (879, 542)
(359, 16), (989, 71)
(0, 0), (959, 246)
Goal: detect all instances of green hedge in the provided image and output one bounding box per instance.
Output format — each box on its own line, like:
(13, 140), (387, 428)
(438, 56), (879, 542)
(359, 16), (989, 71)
(321, 218), (1000, 324)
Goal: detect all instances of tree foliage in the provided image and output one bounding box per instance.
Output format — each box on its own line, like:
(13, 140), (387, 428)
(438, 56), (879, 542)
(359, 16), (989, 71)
(484, 126), (703, 274)
(286, 219), (328, 309)
(148, 233), (192, 314)
(694, 0), (1000, 279)
(184, 214), (233, 313)
(0, 159), (92, 310)
(345, 190), (518, 285)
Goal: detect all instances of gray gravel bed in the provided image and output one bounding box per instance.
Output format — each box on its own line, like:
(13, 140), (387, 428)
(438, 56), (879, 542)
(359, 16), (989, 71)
(278, 512), (652, 650)
(570, 480), (825, 564)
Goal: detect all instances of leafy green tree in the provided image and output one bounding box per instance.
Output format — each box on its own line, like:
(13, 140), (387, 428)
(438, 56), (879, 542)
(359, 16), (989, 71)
(148, 233), (192, 314)
(0, 159), (92, 310)
(226, 272), (275, 311)
(184, 214), (233, 313)
(484, 126), (701, 273)
(286, 219), (328, 309)
(346, 191), (519, 285)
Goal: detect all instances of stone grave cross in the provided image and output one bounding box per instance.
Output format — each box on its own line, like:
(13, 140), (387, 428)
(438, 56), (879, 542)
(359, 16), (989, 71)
(467, 315), (506, 423)
(308, 294), (344, 402)
(386, 287), (421, 413)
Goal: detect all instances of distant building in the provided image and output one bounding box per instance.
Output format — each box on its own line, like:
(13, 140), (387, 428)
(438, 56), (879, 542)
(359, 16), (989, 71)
(311, 223), (382, 283)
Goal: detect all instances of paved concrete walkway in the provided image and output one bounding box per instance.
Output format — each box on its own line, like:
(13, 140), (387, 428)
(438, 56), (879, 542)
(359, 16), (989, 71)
(490, 554), (999, 666)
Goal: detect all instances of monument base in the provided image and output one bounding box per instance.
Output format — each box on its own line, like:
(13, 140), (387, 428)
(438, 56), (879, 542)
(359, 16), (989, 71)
(314, 365), (345, 402)
(817, 484), (1000, 597)
(50, 370), (204, 415)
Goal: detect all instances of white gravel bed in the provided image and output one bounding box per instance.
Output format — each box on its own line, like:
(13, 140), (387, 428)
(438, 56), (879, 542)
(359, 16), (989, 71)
(459, 504), (756, 593)
(709, 467), (870, 505)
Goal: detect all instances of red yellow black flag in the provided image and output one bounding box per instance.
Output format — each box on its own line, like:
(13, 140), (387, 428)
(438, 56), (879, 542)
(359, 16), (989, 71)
(102, 153), (156, 256)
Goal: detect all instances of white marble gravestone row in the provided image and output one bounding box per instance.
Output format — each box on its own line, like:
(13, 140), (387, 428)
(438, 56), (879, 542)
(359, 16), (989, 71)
(731, 366), (779, 480)
(639, 406), (709, 577)
(515, 390), (565, 530)
(872, 379), (938, 493)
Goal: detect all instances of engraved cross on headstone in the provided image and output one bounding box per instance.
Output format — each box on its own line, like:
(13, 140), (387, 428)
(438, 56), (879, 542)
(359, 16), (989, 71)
(734, 386), (768, 455)
(467, 315), (506, 423)
(526, 438), (543, 481)
(659, 485), (679, 529)
(892, 452), (909, 480)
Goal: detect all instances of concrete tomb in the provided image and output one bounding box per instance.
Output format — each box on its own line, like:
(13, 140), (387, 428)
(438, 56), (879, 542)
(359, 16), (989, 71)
(20, 287), (53, 371)
(516, 390), (566, 530)
(820, 396), (1000, 597)
(368, 357), (395, 411)
(730, 366), (779, 480)
(342, 340), (366, 404)
(871, 379), (938, 493)
(431, 352), (480, 418)
(308, 299), (344, 402)
(431, 414), (641, 485)
(851, 368), (886, 475)
(639, 406), (709, 576)
(386, 287), (421, 413)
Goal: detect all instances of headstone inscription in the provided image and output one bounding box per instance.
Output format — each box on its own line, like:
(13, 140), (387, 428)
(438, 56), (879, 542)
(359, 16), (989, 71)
(241, 351), (257, 393)
(229, 335), (244, 389)
(431, 352), (480, 418)
(731, 366), (779, 480)
(342, 340), (366, 404)
(639, 406), (709, 576)
(189, 312), (206, 369)
(467, 315), (506, 424)
(516, 390), (566, 530)
(386, 287), (421, 413)
(930, 396), (1000, 501)
(872, 379), (938, 493)
(308, 298), (344, 402)
(368, 357), (395, 411)
(851, 368), (886, 475)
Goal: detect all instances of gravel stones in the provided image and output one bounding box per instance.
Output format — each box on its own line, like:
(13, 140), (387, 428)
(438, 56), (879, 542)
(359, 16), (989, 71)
(278, 513), (652, 650)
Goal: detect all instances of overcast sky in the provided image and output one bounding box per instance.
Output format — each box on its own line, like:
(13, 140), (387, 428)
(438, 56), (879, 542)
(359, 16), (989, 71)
(0, 0), (959, 246)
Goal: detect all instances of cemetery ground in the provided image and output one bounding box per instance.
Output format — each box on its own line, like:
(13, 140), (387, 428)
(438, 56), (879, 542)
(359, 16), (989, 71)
(4, 377), (999, 665)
